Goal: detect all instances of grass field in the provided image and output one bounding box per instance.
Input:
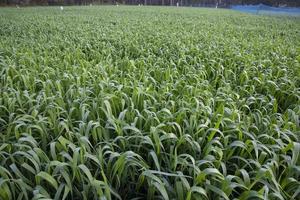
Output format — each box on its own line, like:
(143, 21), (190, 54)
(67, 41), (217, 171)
(0, 6), (299, 200)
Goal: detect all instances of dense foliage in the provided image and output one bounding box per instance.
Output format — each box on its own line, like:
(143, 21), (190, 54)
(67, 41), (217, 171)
(1, 0), (300, 7)
(0, 6), (299, 200)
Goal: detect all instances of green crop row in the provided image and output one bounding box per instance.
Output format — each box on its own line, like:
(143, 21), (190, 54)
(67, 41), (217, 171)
(0, 6), (299, 200)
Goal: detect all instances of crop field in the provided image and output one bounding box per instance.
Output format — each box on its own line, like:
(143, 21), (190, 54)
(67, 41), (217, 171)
(0, 6), (299, 200)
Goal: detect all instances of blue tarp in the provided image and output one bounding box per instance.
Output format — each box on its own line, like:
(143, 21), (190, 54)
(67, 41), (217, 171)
(231, 4), (300, 16)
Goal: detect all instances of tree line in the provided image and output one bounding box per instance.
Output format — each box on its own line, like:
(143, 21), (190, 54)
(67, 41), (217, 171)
(1, 0), (299, 7)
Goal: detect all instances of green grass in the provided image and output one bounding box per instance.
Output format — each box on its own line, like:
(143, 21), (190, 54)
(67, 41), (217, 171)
(0, 5), (299, 200)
